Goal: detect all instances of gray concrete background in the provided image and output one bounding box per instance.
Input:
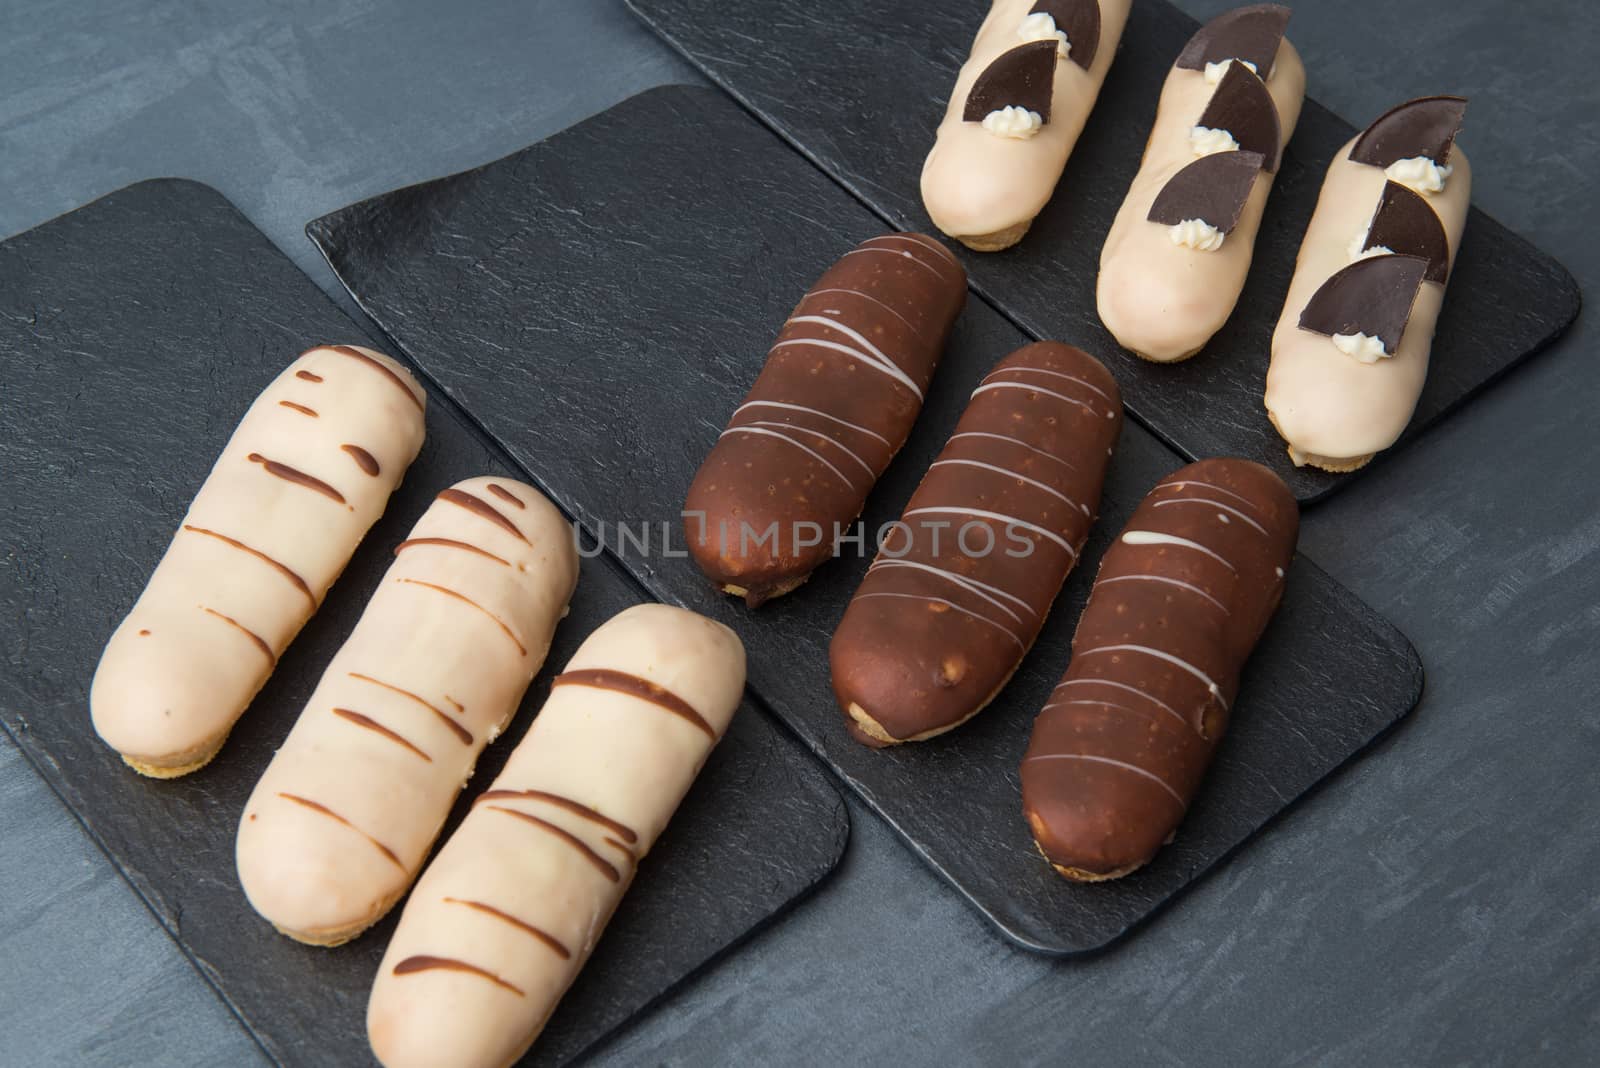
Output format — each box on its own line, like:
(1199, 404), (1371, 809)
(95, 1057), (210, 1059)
(2, 0), (1596, 1064)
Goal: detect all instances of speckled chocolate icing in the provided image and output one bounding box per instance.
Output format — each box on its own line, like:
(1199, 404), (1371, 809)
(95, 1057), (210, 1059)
(684, 234), (966, 606)
(830, 342), (1121, 744)
(1021, 458), (1297, 879)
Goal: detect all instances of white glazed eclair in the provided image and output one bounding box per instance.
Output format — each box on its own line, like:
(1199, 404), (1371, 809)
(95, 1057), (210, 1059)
(1098, 5), (1304, 362)
(236, 476), (578, 946)
(1265, 96), (1470, 471)
(90, 345), (427, 777)
(922, 0), (1133, 251)
(366, 604), (745, 1068)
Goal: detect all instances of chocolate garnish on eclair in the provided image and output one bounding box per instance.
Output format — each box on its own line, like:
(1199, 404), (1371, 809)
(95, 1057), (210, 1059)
(963, 40), (1061, 123)
(1174, 3), (1291, 77)
(1361, 181), (1451, 283)
(1298, 253), (1429, 357)
(1349, 95), (1467, 167)
(1195, 62), (1283, 171)
(1147, 150), (1265, 233)
(1026, 0), (1102, 71)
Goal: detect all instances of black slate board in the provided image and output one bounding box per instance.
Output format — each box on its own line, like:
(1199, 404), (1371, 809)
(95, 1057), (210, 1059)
(308, 85), (1424, 954)
(626, 0), (1581, 504)
(0, 177), (849, 1066)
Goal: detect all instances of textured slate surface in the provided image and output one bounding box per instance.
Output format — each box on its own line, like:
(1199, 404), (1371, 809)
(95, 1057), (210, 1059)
(0, 177), (848, 1067)
(309, 85), (1423, 954)
(627, 0), (1581, 504)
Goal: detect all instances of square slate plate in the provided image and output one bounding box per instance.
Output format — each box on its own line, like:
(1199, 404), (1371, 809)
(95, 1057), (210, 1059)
(309, 85), (1424, 954)
(626, 0), (1581, 504)
(0, 177), (849, 1067)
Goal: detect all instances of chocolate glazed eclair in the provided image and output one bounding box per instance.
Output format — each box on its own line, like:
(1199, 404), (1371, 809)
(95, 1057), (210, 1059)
(685, 234), (967, 607)
(831, 342), (1121, 746)
(1022, 458), (1297, 880)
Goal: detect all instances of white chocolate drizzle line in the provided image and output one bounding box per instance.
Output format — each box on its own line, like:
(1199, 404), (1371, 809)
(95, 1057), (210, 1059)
(733, 400), (890, 445)
(868, 558), (1032, 621)
(777, 315), (923, 400)
(904, 507), (1075, 556)
(1053, 678), (1188, 732)
(1095, 573), (1229, 614)
(739, 420), (876, 477)
(986, 365), (1113, 403)
(930, 458), (1081, 510)
(1152, 497), (1269, 535)
(853, 591), (1023, 649)
(867, 232), (961, 269)
(947, 431), (1077, 471)
(1021, 752), (1187, 808)
(970, 380), (1098, 417)
(839, 245), (946, 282)
(1076, 644), (1228, 709)
(803, 288), (923, 342)
(1159, 479), (1261, 514)
(1120, 530), (1236, 573)
(1039, 697), (1189, 733)
(720, 426), (858, 491)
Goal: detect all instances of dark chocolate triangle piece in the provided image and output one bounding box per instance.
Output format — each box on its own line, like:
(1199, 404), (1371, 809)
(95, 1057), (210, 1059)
(1363, 181), (1450, 283)
(1196, 61), (1283, 171)
(1028, 0), (1101, 71)
(1349, 96), (1467, 167)
(963, 41), (1060, 123)
(1147, 150), (1265, 233)
(1298, 254), (1429, 355)
(1175, 4), (1292, 77)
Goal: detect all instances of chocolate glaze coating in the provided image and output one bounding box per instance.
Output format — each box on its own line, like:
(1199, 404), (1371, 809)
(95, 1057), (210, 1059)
(684, 234), (966, 606)
(830, 343), (1122, 744)
(1021, 458), (1297, 879)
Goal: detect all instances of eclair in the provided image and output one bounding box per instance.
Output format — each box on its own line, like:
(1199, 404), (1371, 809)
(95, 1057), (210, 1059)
(830, 342), (1121, 745)
(90, 345), (426, 777)
(685, 234), (966, 605)
(1265, 96), (1470, 471)
(1098, 5), (1304, 361)
(922, 0), (1133, 251)
(237, 477), (578, 945)
(366, 604), (745, 1068)
(1022, 459), (1297, 880)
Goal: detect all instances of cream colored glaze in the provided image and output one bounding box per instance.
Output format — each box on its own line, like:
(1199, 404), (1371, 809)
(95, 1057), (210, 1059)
(1097, 41), (1305, 362)
(236, 476), (578, 944)
(921, 0), (1133, 244)
(1266, 136), (1472, 464)
(367, 604), (745, 1068)
(90, 345), (426, 774)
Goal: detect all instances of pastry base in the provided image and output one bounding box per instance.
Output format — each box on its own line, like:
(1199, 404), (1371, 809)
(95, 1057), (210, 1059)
(843, 653), (1028, 746)
(951, 219), (1031, 253)
(120, 732), (230, 779)
(1266, 410), (1375, 473)
(1123, 341), (1205, 365)
(269, 885), (406, 948)
(1032, 840), (1142, 883)
(719, 574), (809, 609)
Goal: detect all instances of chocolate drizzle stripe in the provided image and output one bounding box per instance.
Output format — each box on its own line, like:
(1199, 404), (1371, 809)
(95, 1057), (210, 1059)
(397, 579), (527, 657)
(392, 955), (524, 996)
(1151, 496), (1270, 535)
(394, 537), (511, 567)
(294, 370), (323, 383)
(436, 488), (528, 543)
(1021, 753), (1188, 808)
(326, 344), (424, 410)
(278, 400), (318, 417)
(1077, 644), (1229, 710)
(276, 792), (404, 869)
(1096, 573), (1230, 614)
(863, 234), (962, 276)
(778, 315), (923, 398)
(984, 365), (1114, 403)
(1041, 696), (1192, 734)
(929, 458), (1080, 509)
(732, 420), (877, 477)
(1120, 530), (1237, 572)
(341, 444), (380, 477)
(733, 400), (891, 446)
(839, 245), (948, 283)
(199, 606), (275, 663)
(484, 806), (621, 882)
(551, 669), (717, 740)
(970, 380), (1099, 417)
(802, 288), (926, 346)
(868, 558), (1031, 621)
(1159, 479), (1263, 515)
(444, 695), (464, 713)
(852, 591), (1024, 649)
(331, 708), (432, 761)
(1053, 677), (1185, 725)
(245, 453), (346, 505)
(947, 431), (1077, 470)
(486, 483), (526, 509)
(182, 525), (314, 605)
(348, 672), (473, 745)
(720, 426), (858, 491)
(904, 506), (1075, 556)
(475, 789), (639, 843)
(441, 898), (571, 959)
